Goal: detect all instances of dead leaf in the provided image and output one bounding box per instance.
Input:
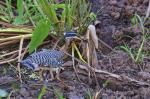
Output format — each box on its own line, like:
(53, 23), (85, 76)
(88, 25), (99, 49)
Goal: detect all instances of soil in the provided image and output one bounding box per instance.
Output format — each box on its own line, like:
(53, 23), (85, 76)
(0, 0), (150, 99)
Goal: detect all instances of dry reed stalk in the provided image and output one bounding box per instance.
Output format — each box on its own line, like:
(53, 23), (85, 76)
(0, 21), (15, 28)
(0, 34), (32, 42)
(144, 0), (150, 22)
(1, 48), (25, 57)
(17, 35), (25, 83)
(71, 42), (82, 82)
(0, 40), (18, 47)
(85, 30), (92, 83)
(0, 54), (17, 63)
(0, 33), (19, 36)
(0, 28), (33, 33)
(0, 58), (18, 65)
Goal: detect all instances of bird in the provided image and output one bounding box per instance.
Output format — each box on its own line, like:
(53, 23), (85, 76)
(21, 31), (81, 81)
(21, 49), (65, 81)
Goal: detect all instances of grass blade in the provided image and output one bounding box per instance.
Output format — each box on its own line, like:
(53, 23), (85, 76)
(38, 85), (47, 99)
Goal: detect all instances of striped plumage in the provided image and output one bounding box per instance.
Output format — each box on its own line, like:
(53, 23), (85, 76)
(21, 49), (65, 71)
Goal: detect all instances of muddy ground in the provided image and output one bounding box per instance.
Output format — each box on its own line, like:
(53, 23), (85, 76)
(0, 0), (150, 99)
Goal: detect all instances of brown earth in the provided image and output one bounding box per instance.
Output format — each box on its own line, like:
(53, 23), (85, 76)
(0, 0), (150, 99)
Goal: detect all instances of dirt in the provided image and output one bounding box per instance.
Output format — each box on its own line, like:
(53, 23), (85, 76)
(0, 0), (150, 99)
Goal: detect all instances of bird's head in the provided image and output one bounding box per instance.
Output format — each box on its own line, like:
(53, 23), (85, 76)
(64, 31), (81, 46)
(61, 31), (81, 52)
(20, 59), (40, 71)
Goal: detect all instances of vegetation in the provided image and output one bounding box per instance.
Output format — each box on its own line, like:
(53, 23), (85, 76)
(120, 14), (148, 63)
(0, 0), (150, 98)
(29, 0), (96, 53)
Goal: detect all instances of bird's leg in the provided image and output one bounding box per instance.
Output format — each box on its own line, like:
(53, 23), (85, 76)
(39, 69), (43, 81)
(49, 68), (54, 81)
(39, 67), (49, 81)
(56, 68), (61, 80)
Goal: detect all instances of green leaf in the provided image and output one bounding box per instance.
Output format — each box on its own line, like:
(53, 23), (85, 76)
(131, 15), (138, 26)
(54, 88), (64, 99)
(13, 16), (25, 25)
(17, 0), (23, 16)
(38, 85), (47, 99)
(5, 0), (13, 19)
(38, 0), (58, 25)
(51, 4), (65, 9)
(29, 19), (50, 53)
(90, 12), (96, 20)
(13, 0), (24, 25)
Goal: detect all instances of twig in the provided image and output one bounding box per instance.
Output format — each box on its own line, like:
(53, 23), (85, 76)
(98, 39), (115, 52)
(144, 0), (150, 22)
(78, 64), (149, 87)
(52, 37), (62, 50)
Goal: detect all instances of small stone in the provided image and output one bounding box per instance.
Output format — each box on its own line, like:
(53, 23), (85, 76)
(111, 12), (120, 20)
(138, 72), (150, 80)
(28, 97), (35, 99)
(19, 88), (30, 97)
(15, 95), (24, 99)
(109, 0), (117, 5)
(101, 93), (109, 99)
(68, 92), (84, 99)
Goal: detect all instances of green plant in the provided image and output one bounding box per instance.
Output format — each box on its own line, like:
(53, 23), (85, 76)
(85, 88), (94, 99)
(120, 14), (147, 63)
(54, 88), (64, 99)
(0, 0), (13, 22)
(120, 44), (136, 61)
(13, 0), (24, 24)
(28, 0), (96, 53)
(0, 0), (43, 25)
(38, 85), (47, 99)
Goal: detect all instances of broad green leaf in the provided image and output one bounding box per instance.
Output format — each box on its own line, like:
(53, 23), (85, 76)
(29, 19), (50, 53)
